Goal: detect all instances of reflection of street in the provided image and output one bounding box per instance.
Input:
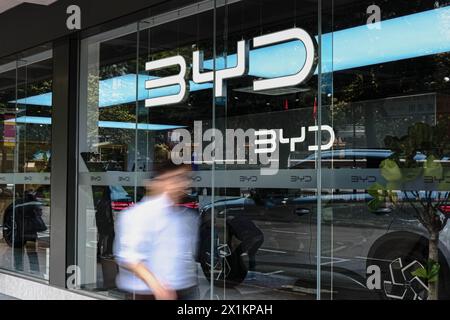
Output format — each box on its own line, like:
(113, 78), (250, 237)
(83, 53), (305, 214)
(198, 186), (438, 299)
(197, 263), (376, 300)
(92, 258), (378, 300)
(0, 193), (50, 278)
(198, 269), (315, 300)
(94, 264), (317, 300)
(81, 183), (442, 300)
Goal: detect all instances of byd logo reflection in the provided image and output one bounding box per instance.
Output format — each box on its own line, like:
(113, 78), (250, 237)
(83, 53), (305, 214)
(291, 175), (313, 183)
(240, 176), (258, 182)
(145, 28), (318, 107)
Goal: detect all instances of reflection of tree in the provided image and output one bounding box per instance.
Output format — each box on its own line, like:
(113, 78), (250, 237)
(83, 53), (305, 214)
(99, 106), (136, 146)
(10, 78), (54, 172)
(85, 46), (196, 152)
(369, 121), (450, 300)
(29, 80), (52, 96)
(87, 73), (101, 149)
(154, 143), (170, 163)
(87, 65), (136, 150)
(331, 52), (450, 149)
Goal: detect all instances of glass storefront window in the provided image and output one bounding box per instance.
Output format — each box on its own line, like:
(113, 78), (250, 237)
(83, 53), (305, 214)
(0, 48), (52, 279)
(321, 0), (450, 300)
(77, 0), (323, 300)
(75, 0), (450, 300)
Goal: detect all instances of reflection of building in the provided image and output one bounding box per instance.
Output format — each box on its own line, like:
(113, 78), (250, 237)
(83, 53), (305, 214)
(333, 93), (443, 149)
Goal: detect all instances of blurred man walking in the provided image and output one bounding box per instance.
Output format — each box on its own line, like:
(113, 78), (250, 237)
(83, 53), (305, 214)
(114, 162), (199, 300)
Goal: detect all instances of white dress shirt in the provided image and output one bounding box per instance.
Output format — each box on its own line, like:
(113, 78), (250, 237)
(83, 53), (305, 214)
(114, 193), (199, 294)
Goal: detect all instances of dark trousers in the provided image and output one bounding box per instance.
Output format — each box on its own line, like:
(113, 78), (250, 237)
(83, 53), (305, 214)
(14, 241), (40, 273)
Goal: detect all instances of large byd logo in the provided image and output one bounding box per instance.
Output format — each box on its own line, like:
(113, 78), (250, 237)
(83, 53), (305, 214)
(145, 27), (332, 175)
(145, 28), (318, 107)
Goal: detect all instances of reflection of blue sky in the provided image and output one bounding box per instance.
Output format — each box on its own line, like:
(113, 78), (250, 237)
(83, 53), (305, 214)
(99, 75), (212, 107)
(10, 6), (450, 108)
(11, 75), (213, 108)
(6, 116), (184, 130)
(204, 6), (450, 74)
(202, 40), (307, 78)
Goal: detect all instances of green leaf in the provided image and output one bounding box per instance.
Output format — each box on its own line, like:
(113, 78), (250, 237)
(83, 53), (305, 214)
(368, 183), (385, 198)
(429, 274), (439, 283)
(429, 262), (441, 283)
(412, 267), (428, 279)
(380, 159), (402, 182)
(386, 182), (401, 192)
(412, 260), (441, 283)
(368, 199), (381, 212)
(388, 190), (399, 204)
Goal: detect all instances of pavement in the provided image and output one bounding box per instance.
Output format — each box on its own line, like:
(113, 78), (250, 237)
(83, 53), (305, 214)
(0, 293), (17, 300)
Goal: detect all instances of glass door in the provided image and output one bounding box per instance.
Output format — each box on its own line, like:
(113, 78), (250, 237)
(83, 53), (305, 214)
(211, 0), (322, 300)
(323, 0), (450, 300)
(137, 3), (216, 300)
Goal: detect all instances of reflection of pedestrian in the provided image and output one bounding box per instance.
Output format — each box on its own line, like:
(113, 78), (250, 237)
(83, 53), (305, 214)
(333, 130), (345, 148)
(114, 162), (199, 300)
(3, 190), (46, 274)
(95, 187), (115, 258)
(227, 215), (264, 272)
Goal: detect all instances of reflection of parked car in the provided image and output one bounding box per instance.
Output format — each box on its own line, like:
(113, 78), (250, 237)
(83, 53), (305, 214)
(109, 186), (134, 213)
(199, 190), (450, 299)
(198, 196), (263, 287)
(198, 148), (450, 299)
(288, 149), (442, 169)
(289, 149), (393, 169)
(176, 193), (200, 209)
(3, 192), (47, 248)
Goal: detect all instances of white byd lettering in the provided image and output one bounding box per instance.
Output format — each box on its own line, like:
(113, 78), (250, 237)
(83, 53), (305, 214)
(252, 28), (316, 91)
(254, 125), (335, 154)
(145, 27), (317, 107)
(194, 40), (249, 97)
(307, 126), (335, 151)
(145, 56), (188, 107)
(170, 121), (336, 176)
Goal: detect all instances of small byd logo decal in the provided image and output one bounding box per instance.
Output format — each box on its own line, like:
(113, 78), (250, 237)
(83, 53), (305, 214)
(170, 121), (335, 175)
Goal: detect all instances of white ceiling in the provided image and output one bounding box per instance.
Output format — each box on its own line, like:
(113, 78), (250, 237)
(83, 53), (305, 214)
(0, 0), (58, 14)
